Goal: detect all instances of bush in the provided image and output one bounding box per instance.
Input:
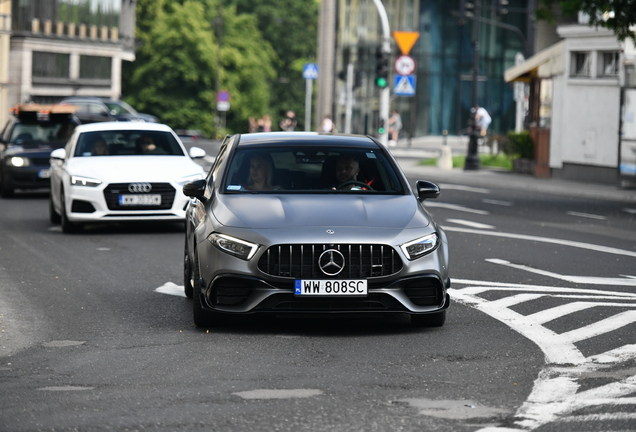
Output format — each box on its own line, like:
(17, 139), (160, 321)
(505, 131), (535, 159)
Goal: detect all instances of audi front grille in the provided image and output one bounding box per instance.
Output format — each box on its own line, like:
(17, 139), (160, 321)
(103, 183), (176, 210)
(257, 244), (403, 279)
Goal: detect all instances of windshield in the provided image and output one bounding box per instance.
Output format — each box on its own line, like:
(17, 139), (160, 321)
(74, 130), (185, 157)
(10, 122), (76, 148)
(104, 101), (137, 115)
(223, 146), (405, 193)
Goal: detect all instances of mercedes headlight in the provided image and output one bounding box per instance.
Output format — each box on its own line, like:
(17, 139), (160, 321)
(9, 157), (30, 167)
(208, 233), (259, 260)
(71, 175), (102, 187)
(177, 173), (205, 186)
(400, 233), (439, 260)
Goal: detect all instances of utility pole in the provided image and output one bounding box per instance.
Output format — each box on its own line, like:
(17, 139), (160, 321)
(464, 0), (481, 170)
(213, 10), (222, 139)
(372, 0), (390, 146)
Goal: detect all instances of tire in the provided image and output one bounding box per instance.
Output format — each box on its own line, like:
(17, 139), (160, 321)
(192, 248), (221, 327)
(411, 310), (446, 328)
(183, 237), (194, 299)
(49, 193), (61, 224)
(60, 189), (77, 233)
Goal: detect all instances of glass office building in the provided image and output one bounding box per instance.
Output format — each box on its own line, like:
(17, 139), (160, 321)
(334, 0), (532, 137)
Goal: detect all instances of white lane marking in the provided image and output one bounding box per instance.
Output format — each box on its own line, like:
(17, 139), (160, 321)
(48, 226), (62, 232)
(451, 281), (636, 432)
(38, 386), (94, 391)
(438, 184), (490, 194)
(567, 211), (607, 220)
(443, 227), (636, 258)
(97, 247), (110, 251)
(485, 258), (636, 286)
(155, 282), (186, 298)
(561, 311), (636, 343)
(482, 198), (513, 206)
(426, 202), (489, 215)
(446, 219), (495, 229)
(622, 208), (636, 214)
(528, 302), (600, 324)
(42, 340), (86, 348)
(233, 389), (322, 399)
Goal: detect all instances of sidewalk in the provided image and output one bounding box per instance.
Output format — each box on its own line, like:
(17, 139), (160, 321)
(388, 135), (636, 204)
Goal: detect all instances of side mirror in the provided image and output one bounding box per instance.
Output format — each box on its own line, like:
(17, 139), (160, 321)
(183, 179), (207, 200)
(189, 146), (206, 159)
(50, 148), (66, 160)
(416, 180), (440, 201)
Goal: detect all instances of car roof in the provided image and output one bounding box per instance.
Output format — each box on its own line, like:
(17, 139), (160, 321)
(61, 96), (104, 102)
(235, 132), (381, 149)
(73, 121), (175, 133)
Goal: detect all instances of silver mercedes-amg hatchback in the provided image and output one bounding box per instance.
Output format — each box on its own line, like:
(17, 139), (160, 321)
(182, 132), (450, 327)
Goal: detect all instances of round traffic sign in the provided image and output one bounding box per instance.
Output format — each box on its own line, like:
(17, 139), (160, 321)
(394, 55), (416, 76)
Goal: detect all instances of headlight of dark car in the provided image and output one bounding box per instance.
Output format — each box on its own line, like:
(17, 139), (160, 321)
(8, 156), (30, 167)
(70, 175), (102, 187)
(400, 233), (439, 260)
(207, 233), (259, 260)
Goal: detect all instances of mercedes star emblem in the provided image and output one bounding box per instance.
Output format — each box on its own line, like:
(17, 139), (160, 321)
(318, 249), (345, 276)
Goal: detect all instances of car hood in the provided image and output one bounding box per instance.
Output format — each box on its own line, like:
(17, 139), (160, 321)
(212, 194), (431, 229)
(65, 156), (205, 183)
(5, 141), (67, 156)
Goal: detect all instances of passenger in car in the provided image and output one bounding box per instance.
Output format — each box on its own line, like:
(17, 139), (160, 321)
(137, 135), (167, 155)
(242, 154), (282, 191)
(91, 139), (109, 156)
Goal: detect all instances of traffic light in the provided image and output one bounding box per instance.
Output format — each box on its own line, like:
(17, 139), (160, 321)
(495, 0), (508, 18)
(378, 117), (386, 134)
(375, 49), (389, 88)
(459, 0), (475, 18)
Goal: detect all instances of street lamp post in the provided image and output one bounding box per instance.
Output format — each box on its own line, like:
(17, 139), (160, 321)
(464, 0), (481, 170)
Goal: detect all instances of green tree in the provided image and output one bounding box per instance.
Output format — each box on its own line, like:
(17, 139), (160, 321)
(537, 0), (636, 42)
(122, 0), (276, 136)
(226, 0), (319, 130)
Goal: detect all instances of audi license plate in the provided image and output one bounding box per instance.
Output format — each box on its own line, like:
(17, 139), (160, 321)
(119, 194), (161, 205)
(294, 280), (367, 296)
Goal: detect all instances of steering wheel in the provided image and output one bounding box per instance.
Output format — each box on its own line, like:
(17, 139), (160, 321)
(335, 180), (374, 191)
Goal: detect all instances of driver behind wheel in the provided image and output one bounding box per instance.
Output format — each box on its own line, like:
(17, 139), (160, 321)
(333, 154), (364, 190)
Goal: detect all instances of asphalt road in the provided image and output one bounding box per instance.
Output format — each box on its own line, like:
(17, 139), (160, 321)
(0, 147), (635, 431)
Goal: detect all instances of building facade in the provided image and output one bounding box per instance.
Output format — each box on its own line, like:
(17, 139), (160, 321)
(2, 0), (136, 121)
(323, 0), (537, 138)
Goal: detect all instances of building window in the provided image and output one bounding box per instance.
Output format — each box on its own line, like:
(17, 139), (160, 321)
(79, 55), (111, 80)
(32, 52), (70, 78)
(598, 51), (619, 77)
(570, 52), (590, 77)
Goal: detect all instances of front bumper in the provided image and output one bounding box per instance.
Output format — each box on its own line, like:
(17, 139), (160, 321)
(2, 165), (51, 190)
(65, 182), (190, 222)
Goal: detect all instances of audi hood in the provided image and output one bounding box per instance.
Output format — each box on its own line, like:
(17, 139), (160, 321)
(63, 156), (205, 184)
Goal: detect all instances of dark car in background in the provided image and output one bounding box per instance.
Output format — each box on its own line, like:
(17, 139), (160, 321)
(102, 99), (159, 123)
(0, 104), (79, 197)
(59, 97), (117, 124)
(182, 132), (450, 328)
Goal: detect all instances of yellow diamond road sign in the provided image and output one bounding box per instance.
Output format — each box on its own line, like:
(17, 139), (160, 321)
(393, 31), (420, 55)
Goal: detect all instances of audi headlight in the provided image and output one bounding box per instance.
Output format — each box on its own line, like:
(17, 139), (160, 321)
(70, 175), (102, 187)
(400, 233), (439, 260)
(176, 173), (205, 186)
(208, 233), (259, 260)
(9, 156), (30, 167)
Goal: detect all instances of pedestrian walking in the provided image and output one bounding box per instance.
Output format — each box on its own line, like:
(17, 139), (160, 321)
(475, 105), (491, 136)
(279, 110), (297, 131)
(319, 114), (334, 133)
(388, 110), (402, 146)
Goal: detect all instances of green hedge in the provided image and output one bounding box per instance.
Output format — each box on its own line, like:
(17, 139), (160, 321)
(505, 131), (535, 159)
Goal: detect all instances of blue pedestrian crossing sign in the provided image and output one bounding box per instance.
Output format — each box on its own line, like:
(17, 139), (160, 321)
(394, 75), (416, 96)
(303, 63), (319, 80)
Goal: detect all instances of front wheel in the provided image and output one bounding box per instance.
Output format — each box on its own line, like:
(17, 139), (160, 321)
(183, 237), (194, 299)
(192, 248), (222, 327)
(60, 189), (77, 233)
(49, 193), (61, 224)
(411, 310), (446, 328)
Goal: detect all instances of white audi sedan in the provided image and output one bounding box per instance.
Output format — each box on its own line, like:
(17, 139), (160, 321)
(49, 122), (207, 232)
